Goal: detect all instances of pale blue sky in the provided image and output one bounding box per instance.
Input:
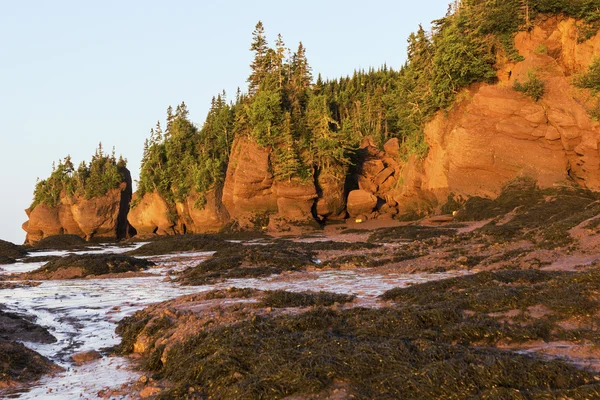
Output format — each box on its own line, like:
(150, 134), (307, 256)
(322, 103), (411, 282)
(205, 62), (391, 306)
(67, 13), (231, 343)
(0, 1), (450, 244)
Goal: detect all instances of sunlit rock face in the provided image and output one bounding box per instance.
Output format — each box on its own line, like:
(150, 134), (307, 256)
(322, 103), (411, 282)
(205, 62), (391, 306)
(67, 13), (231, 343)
(23, 168), (134, 245)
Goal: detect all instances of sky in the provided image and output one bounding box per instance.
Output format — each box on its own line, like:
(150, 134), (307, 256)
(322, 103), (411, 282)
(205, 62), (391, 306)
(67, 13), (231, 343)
(0, 0), (451, 244)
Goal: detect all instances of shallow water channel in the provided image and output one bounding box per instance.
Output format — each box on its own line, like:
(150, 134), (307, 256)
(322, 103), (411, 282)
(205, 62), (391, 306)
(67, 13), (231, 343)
(0, 244), (469, 399)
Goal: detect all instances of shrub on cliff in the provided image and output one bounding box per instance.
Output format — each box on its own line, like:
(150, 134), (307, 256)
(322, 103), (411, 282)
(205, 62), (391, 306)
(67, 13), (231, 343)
(514, 71), (546, 101)
(575, 58), (600, 118)
(30, 144), (127, 210)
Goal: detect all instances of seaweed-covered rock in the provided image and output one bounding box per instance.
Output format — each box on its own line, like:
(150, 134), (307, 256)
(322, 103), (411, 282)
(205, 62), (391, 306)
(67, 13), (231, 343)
(0, 256), (17, 265)
(0, 309), (60, 391)
(260, 290), (355, 308)
(0, 239), (27, 259)
(33, 234), (87, 250)
(0, 340), (61, 390)
(178, 244), (316, 285)
(0, 310), (56, 344)
(26, 254), (154, 280)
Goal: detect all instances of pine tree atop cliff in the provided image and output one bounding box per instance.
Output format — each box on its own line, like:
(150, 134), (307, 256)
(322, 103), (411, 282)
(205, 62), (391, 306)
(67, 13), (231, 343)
(31, 145), (127, 210)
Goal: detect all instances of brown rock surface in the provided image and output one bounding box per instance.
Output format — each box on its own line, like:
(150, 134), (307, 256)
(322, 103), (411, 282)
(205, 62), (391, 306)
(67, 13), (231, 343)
(222, 137), (278, 226)
(71, 350), (102, 365)
(127, 192), (174, 236)
(70, 186), (127, 239)
(274, 180), (317, 222)
(184, 189), (229, 233)
(416, 18), (600, 205)
(315, 173), (347, 220)
(347, 190), (378, 218)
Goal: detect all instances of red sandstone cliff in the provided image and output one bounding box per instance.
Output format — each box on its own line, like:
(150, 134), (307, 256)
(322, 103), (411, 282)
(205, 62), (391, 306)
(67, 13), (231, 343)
(93, 17), (600, 236)
(22, 169), (134, 245)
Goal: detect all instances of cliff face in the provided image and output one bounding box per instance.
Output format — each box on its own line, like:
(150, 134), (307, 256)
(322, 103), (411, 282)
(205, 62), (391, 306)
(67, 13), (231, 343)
(414, 18), (600, 206)
(34, 18), (600, 239)
(22, 169), (134, 245)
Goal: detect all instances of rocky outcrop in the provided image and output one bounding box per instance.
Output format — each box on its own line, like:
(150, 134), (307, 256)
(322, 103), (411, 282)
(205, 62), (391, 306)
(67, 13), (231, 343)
(315, 172), (347, 220)
(397, 18), (600, 210)
(222, 137), (278, 227)
(127, 192), (174, 235)
(128, 187), (229, 236)
(273, 181), (317, 222)
(25, 19), (600, 237)
(223, 137), (319, 229)
(23, 169), (134, 245)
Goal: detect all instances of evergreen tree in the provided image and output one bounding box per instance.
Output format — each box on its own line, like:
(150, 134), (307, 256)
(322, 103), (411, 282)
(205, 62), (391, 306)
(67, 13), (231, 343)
(248, 21), (269, 95)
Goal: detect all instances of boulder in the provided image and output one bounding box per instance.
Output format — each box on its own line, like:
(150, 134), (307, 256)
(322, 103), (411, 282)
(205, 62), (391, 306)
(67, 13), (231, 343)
(384, 138), (400, 158)
(347, 190), (378, 217)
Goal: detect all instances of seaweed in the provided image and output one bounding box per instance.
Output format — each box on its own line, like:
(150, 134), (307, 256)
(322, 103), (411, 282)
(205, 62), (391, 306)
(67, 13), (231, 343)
(382, 269), (600, 319)
(0, 256), (17, 265)
(118, 306), (600, 399)
(0, 340), (60, 387)
(455, 178), (542, 222)
(260, 290), (355, 308)
(0, 239), (27, 259)
(177, 244), (315, 285)
(32, 234), (87, 250)
(28, 254), (154, 279)
(368, 225), (457, 243)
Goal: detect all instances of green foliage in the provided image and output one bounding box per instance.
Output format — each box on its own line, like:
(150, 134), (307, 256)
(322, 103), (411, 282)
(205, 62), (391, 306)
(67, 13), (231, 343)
(575, 58), (600, 94)
(514, 71), (546, 101)
(31, 145), (126, 210)
(136, 98), (234, 210)
(574, 58), (600, 119)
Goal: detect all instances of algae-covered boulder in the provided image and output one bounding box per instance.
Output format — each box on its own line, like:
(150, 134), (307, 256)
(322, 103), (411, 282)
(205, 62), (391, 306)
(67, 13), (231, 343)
(0, 239), (27, 260)
(26, 254), (153, 280)
(33, 234), (87, 250)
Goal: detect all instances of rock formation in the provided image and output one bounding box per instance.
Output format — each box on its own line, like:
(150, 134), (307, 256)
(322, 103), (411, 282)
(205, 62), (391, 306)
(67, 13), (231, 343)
(22, 168), (134, 245)
(398, 18), (600, 212)
(26, 18), (600, 238)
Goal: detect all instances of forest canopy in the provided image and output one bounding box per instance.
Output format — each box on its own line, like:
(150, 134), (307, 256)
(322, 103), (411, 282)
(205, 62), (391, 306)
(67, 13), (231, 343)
(133, 0), (600, 210)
